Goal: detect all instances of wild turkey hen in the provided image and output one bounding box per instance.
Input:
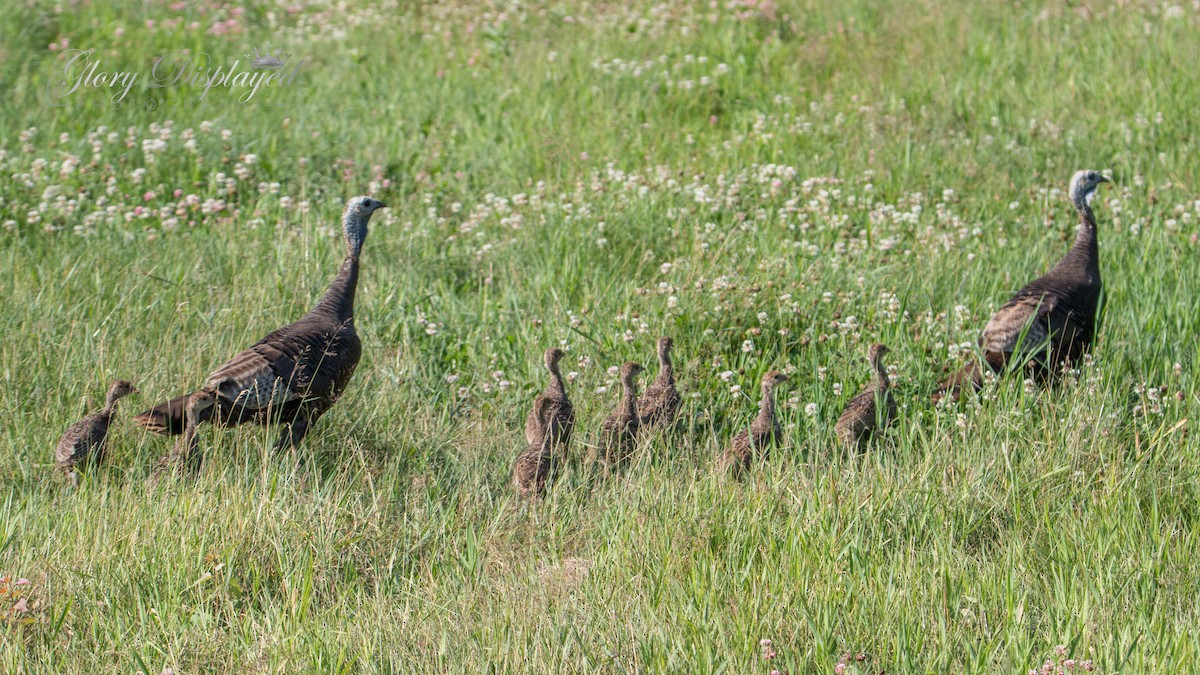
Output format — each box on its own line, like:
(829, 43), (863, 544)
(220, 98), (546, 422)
(55, 380), (137, 482)
(134, 196), (387, 449)
(835, 343), (896, 449)
(720, 370), (789, 477)
(637, 336), (682, 429)
(524, 347), (575, 456)
(934, 170), (1109, 403)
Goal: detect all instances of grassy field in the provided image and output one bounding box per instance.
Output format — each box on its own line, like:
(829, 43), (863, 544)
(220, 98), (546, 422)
(2, 0), (1200, 671)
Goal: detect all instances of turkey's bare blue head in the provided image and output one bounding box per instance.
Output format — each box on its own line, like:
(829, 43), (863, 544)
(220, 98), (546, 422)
(342, 195), (387, 256)
(1069, 170), (1110, 209)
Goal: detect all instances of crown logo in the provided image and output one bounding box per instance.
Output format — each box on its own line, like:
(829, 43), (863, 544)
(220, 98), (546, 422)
(245, 44), (290, 71)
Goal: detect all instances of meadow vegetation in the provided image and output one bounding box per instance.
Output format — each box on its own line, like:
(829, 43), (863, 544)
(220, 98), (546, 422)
(1, 0), (1199, 671)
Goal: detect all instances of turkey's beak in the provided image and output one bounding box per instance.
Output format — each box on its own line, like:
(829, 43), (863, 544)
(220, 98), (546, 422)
(1099, 176), (1111, 184)
(378, 201), (389, 209)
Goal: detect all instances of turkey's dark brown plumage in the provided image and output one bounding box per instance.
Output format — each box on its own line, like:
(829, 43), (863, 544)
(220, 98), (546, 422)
(600, 362), (645, 464)
(55, 380), (136, 481)
(835, 343), (896, 449)
(935, 171), (1109, 403)
(524, 348), (575, 457)
(721, 371), (788, 477)
(513, 397), (556, 498)
(637, 336), (682, 429)
(134, 197), (386, 449)
(152, 390), (216, 477)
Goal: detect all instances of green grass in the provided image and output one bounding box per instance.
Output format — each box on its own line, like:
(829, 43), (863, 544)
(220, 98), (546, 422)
(1, 0), (1199, 671)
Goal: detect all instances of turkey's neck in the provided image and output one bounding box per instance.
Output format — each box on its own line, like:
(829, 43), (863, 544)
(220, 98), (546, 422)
(532, 406), (545, 439)
(102, 393), (122, 417)
(548, 361), (566, 397)
(179, 411), (200, 451)
(313, 253), (359, 323)
(533, 400), (551, 444)
(756, 383), (776, 423)
(871, 357), (890, 389)
(1065, 195), (1100, 273)
(656, 350), (674, 386)
(621, 376), (639, 419)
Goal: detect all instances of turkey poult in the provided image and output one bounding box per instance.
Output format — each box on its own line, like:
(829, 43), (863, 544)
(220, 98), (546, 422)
(599, 362), (645, 464)
(935, 171), (1109, 403)
(513, 397), (556, 498)
(524, 348), (575, 456)
(637, 336), (682, 428)
(835, 343), (896, 449)
(134, 196), (386, 449)
(153, 390), (217, 476)
(721, 371), (789, 477)
(55, 380), (137, 482)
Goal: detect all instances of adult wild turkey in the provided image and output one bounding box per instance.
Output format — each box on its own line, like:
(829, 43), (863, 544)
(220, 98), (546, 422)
(835, 343), (896, 449)
(599, 362), (645, 464)
(55, 380), (137, 482)
(524, 347), (575, 456)
(934, 170), (1109, 402)
(134, 196), (387, 449)
(720, 370), (789, 477)
(637, 336), (682, 429)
